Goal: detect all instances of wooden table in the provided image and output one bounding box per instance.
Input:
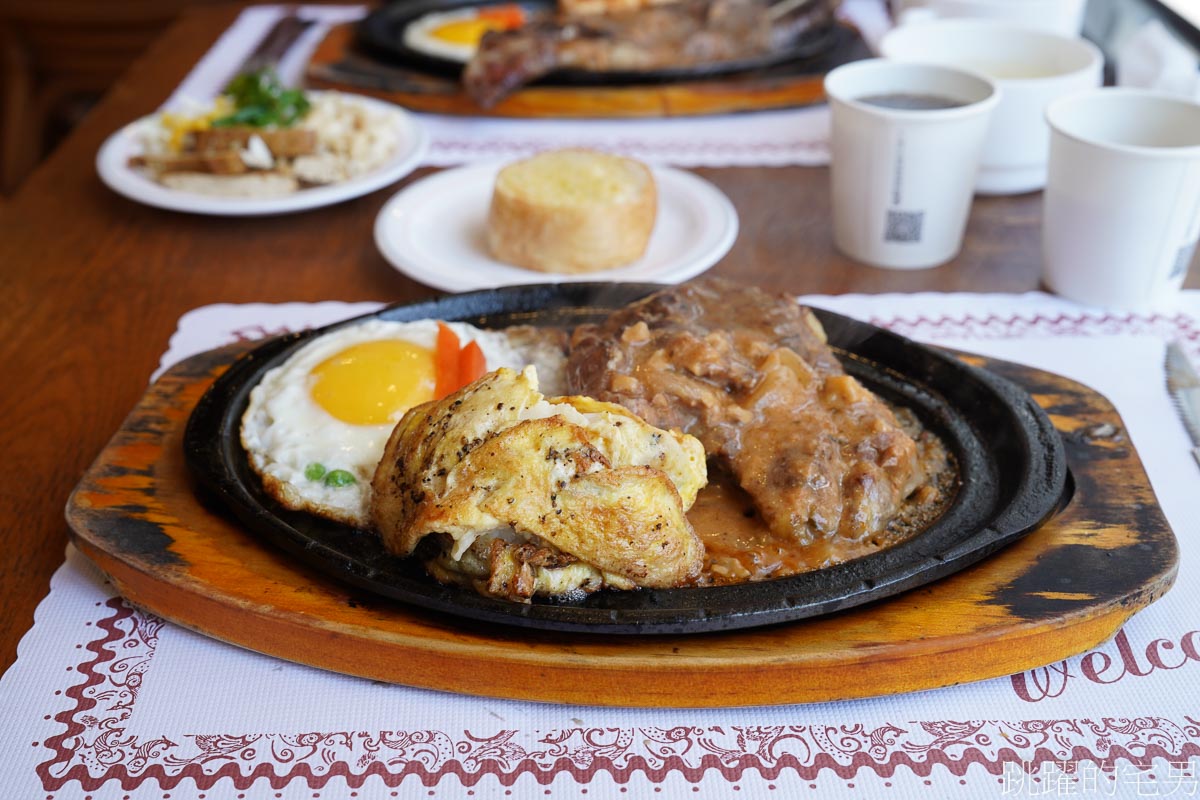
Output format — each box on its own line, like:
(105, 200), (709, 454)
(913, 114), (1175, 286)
(0, 3), (1194, 678)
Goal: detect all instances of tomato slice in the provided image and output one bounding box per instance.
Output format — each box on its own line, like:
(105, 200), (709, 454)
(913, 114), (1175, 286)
(478, 3), (525, 28)
(434, 322), (461, 400)
(458, 340), (487, 389)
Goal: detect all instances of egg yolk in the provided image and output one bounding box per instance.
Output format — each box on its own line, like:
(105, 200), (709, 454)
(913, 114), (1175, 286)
(429, 18), (506, 46)
(160, 96), (235, 153)
(309, 340), (436, 426)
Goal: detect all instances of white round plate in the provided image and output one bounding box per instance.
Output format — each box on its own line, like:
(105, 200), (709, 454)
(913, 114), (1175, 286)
(373, 161), (739, 292)
(96, 93), (429, 216)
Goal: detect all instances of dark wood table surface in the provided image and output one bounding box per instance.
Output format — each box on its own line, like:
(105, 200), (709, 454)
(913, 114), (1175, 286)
(0, 3), (1193, 677)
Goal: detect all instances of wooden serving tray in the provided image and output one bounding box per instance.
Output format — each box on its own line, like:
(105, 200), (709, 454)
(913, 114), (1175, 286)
(304, 22), (871, 118)
(65, 344), (1178, 707)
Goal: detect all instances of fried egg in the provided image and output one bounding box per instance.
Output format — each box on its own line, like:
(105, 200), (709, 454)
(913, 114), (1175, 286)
(240, 319), (532, 528)
(403, 4), (526, 63)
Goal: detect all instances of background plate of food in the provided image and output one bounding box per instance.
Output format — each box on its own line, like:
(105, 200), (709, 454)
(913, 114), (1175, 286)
(356, 0), (842, 107)
(184, 281), (1070, 635)
(373, 152), (739, 291)
(96, 76), (429, 216)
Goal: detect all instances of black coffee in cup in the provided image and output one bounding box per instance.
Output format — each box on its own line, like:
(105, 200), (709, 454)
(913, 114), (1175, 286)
(858, 93), (968, 110)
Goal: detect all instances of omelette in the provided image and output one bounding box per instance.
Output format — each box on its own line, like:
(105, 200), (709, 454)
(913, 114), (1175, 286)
(371, 366), (708, 601)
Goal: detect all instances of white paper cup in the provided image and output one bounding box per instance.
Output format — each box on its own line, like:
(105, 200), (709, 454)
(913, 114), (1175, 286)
(880, 20), (1103, 194)
(825, 59), (999, 270)
(1042, 89), (1200, 309)
(891, 0), (1088, 37)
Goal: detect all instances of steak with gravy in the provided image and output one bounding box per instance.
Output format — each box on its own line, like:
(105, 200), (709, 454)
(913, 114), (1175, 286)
(567, 280), (942, 545)
(463, 0), (839, 107)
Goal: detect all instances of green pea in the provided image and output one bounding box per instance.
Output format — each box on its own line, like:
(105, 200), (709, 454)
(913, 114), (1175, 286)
(304, 463), (326, 481)
(324, 469), (356, 488)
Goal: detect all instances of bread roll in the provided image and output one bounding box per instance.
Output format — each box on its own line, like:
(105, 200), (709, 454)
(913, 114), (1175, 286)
(487, 149), (657, 274)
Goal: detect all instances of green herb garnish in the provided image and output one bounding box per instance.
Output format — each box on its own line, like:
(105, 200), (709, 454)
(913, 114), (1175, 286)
(213, 68), (311, 128)
(305, 463), (327, 481)
(323, 469), (356, 488)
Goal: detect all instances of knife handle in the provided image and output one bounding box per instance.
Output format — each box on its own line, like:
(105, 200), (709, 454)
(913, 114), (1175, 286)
(240, 15), (316, 77)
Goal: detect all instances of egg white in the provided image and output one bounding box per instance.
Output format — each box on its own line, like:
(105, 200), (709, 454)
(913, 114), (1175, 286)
(403, 7), (494, 63)
(240, 318), (528, 527)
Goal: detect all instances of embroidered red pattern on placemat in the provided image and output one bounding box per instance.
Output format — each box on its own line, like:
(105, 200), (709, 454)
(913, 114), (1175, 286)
(874, 311), (1200, 346)
(428, 138), (830, 160)
(34, 600), (1200, 792)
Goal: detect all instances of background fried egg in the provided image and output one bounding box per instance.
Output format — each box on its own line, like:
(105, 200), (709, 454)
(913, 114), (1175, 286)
(240, 318), (530, 528)
(403, 5), (526, 62)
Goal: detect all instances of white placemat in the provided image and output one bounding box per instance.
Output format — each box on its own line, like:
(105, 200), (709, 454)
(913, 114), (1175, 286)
(4, 292), (1200, 799)
(162, 2), (895, 168)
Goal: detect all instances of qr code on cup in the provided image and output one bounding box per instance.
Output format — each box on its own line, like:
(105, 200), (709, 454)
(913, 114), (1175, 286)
(885, 209), (924, 243)
(1169, 241), (1197, 280)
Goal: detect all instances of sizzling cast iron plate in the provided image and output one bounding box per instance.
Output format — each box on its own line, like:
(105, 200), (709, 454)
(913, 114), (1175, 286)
(184, 283), (1069, 635)
(355, 0), (841, 84)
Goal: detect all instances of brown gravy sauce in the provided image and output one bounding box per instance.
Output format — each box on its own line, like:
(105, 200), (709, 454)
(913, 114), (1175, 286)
(690, 473), (843, 583)
(690, 410), (958, 586)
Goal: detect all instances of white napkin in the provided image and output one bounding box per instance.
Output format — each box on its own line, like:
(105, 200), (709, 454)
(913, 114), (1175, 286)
(1116, 18), (1200, 100)
(4, 292), (1200, 799)
(165, 5), (370, 113)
